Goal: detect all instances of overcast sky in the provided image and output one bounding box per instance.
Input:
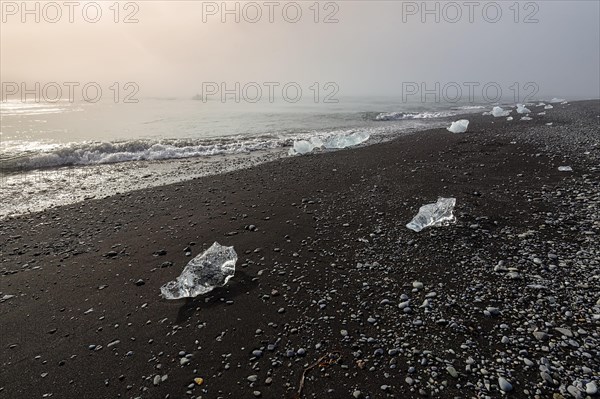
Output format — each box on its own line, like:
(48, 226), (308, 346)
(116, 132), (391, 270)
(1, 0), (599, 100)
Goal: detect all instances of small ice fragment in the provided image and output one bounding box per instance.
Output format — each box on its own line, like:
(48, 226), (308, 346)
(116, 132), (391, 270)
(558, 166), (573, 172)
(521, 116), (533, 121)
(538, 112), (546, 115)
(1, 294), (15, 302)
(492, 106), (510, 117)
(507, 117), (513, 121)
(160, 242), (237, 299)
(545, 122), (553, 126)
(446, 120), (469, 133)
(290, 140), (315, 155)
(290, 132), (369, 154)
(544, 104), (554, 109)
(516, 104), (531, 114)
(309, 136), (324, 148)
(323, 131), (369, 149)
(406, 198), (457, 232)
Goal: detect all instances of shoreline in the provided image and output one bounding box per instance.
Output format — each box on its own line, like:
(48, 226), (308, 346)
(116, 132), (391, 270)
(1, 99), (599, 398)
(0, 111), (472, 220)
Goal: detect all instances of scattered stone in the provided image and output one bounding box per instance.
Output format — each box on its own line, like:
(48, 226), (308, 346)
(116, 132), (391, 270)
(498, 377), (513, 392)
(554, 327), (573, 337)
(446, 366), (458, 378)
(533, 331), (549, 341)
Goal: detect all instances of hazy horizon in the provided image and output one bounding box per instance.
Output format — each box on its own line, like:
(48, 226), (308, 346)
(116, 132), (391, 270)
(2, 1), (599, 102)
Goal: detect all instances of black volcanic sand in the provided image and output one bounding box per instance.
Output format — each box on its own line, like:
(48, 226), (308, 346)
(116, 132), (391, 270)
(1, 100), (599, 399)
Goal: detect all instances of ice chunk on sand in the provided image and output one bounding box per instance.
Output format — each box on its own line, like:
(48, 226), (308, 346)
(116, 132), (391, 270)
(406, 198), (457, 232)
(447, 120), (469, 133)
(290, 140), (316, 155)
(521, 116), (533, 121)
(544, 104), (554, 109)
(507, 117), (514, 121)
(160, 242), (237, 299)
(558, 166), (573, 172)
(538, 112), (546, 115)
(516, 104), (531, 114)
(309, 136), (324, 148)
(492, 106), (510, 117)
(290, 132), (367, 155)
(323, 131), (370, 149)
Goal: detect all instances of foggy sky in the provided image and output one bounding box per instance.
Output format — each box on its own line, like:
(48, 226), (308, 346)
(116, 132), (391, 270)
(1, 0), (599, 101)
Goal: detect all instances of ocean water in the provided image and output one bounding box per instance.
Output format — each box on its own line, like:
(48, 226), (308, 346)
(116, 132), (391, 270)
(0, 97), (486, 218)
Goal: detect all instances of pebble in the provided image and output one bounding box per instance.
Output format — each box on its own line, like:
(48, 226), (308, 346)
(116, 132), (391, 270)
(540, 371), (553, 385)
(567, 385), (581, 398)
(555, 327), (573, 337)
(446, 366), (458, 378)
(485, 307), (500, 316)
(498, 377), (513, 392)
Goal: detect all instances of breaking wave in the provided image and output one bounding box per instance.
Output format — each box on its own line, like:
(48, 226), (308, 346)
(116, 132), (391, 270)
(1, 137), (288, 172)
(374, 110), (456, 121)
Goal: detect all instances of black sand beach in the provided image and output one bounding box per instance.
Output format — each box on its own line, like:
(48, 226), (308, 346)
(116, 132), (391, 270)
(1, 100), (599, 398)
